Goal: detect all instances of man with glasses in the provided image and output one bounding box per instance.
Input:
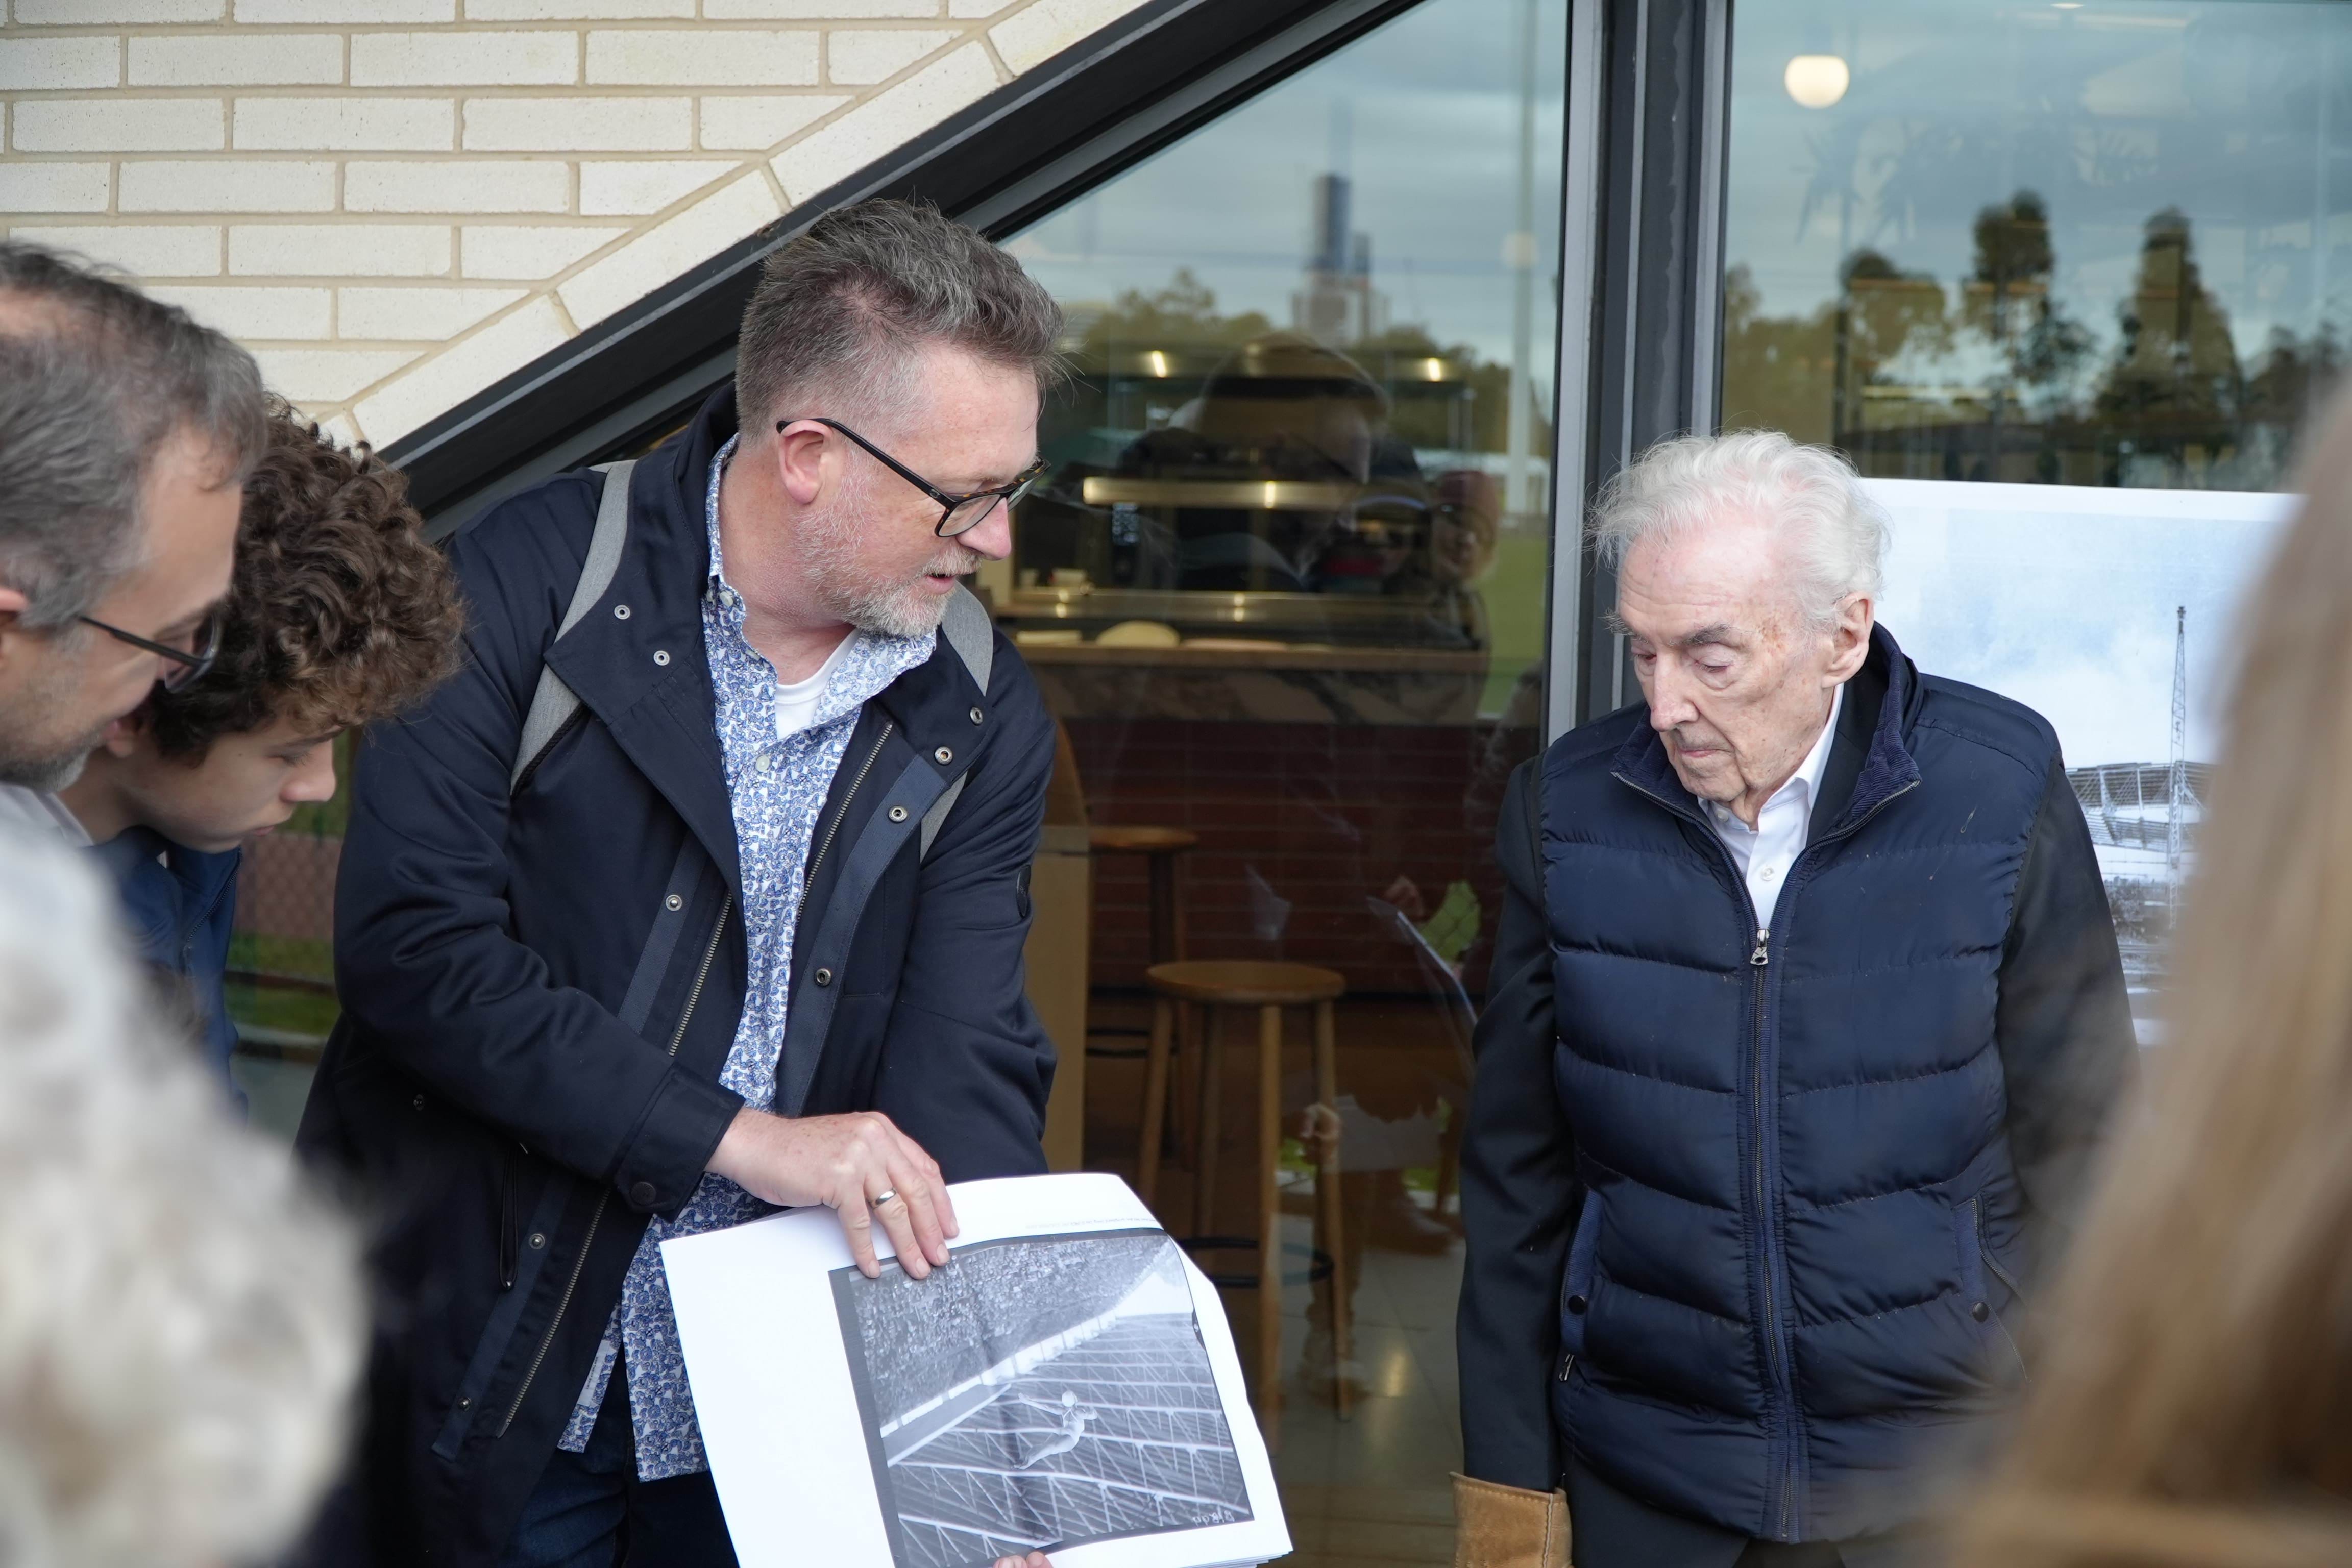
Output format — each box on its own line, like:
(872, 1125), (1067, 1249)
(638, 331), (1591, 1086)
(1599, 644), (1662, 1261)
(0, 243), (263, 843)
(309, 200), (1065, 1567)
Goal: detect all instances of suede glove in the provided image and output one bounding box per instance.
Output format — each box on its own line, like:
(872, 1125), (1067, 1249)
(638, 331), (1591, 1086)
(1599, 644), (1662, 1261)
(1453, 1472), (1571, 1568)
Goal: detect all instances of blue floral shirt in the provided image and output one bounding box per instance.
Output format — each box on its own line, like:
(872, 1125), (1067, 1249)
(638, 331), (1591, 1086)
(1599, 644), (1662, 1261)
(558, 436), (933, 1479)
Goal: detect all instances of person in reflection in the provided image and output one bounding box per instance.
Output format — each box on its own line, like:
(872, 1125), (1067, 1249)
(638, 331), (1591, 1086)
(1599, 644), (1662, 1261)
(1455, 431), (2138, 1567)
(1114, 331), (1497, 653)
(303, 200), (1065, 1567)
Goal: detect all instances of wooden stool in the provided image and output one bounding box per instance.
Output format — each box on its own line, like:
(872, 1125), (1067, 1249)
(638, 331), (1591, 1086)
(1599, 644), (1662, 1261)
(1139, 960), (1348, 1436)
(1089, 825), (1197, 965)
(1088, 826), (1200, 1159)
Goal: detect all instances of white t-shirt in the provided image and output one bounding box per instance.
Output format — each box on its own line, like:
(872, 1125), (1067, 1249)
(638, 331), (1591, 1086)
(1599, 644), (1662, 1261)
(775, 632), (853, 740)
(1704, 684), (1843, 929)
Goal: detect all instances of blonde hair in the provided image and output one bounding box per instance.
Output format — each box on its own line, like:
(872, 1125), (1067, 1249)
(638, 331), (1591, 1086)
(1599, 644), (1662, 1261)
(0, 832), (363, 1567)
(1950, 386), (2352, 1566)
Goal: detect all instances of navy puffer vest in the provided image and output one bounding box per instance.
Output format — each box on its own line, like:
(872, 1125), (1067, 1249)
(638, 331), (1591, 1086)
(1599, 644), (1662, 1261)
(1545, 629), (2049, 1541)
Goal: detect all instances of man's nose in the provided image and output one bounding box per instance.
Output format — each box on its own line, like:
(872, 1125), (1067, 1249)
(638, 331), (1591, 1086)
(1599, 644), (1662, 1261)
(960, 497), (1015, 562)
(1648, 658), (1697, 730)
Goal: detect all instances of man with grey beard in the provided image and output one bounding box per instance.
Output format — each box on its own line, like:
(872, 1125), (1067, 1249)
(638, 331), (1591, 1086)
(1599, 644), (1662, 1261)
(309, 200), (1065, 1567)
(0, 244), (263, 838)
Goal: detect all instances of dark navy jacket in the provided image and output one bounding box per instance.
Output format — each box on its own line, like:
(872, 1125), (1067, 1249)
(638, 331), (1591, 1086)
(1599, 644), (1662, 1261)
(92, 826), (242, 1090)
(1458, 629), (2136, 1544)
(296, 389), (1058, 1566)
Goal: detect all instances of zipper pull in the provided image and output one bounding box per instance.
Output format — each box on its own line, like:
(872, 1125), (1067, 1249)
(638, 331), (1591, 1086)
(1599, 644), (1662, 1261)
(1558, 1351), (1576, 1382)
(1749, 927), (1771, 967)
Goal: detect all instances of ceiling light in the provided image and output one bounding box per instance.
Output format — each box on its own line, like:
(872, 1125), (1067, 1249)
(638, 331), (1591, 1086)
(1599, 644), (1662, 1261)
(1784, 53), (1850, 109)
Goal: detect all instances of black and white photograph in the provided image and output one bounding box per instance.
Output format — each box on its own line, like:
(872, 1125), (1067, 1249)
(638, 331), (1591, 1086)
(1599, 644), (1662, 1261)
(830, 1229), (1254, 1568)
(1869, 479), (2294, 1041)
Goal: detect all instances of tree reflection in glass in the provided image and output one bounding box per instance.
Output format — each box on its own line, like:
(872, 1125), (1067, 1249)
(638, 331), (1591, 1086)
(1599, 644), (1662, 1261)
(1722, 0), (2349, 493)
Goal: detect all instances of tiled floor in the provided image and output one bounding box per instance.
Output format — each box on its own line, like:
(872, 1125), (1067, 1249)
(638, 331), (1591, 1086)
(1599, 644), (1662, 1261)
(1254, 1219), (1463, 1566)
(1083, 992), (1469, 1566)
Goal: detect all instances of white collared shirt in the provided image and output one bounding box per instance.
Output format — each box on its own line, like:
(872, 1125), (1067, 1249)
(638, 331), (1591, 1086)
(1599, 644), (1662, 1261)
(1704, 685), (1843, 930)
(0, 784), (91, 848)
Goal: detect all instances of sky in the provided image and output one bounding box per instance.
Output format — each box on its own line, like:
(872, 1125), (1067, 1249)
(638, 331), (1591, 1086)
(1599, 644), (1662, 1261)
(1870, 479), (2297, 767)
(1007, 0), (1568, 383)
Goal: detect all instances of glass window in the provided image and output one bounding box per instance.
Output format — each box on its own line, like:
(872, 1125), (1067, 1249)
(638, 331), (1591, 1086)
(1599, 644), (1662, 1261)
(1001, 0), (1565, 1552)
(1724, 0), (2348, 491)
(1721, 0), (2346, 1032)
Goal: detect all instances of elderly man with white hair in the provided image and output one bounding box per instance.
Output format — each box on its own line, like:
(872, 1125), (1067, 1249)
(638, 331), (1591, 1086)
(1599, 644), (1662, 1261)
(1452, 432), (2137, 1568)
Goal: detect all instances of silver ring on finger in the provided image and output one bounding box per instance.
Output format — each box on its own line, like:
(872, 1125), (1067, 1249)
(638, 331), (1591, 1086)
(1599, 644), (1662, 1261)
(871, 1188), (899, 1207)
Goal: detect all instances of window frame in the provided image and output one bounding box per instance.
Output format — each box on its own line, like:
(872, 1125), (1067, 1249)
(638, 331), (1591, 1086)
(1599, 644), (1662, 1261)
(1566, 0), (1736, 726)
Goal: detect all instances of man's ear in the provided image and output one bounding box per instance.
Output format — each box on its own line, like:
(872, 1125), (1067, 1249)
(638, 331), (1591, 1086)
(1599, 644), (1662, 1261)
(773, 423), (831, 508)
(1826, 594), (1874, 684)
(97, 712), (148, 760)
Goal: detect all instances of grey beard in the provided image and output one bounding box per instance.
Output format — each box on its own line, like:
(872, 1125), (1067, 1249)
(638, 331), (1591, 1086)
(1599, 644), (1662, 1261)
(799, 487), (980, 639)
(842, 575), (958, 639)
(0, 734), (93, 795)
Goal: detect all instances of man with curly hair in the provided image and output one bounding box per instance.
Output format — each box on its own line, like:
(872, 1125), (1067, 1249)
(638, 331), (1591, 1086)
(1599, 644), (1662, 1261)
(59, 405), (463, 1089)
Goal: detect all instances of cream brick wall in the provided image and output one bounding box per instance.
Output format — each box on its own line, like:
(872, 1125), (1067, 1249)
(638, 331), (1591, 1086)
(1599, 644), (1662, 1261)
(0, 0), (1148, 448)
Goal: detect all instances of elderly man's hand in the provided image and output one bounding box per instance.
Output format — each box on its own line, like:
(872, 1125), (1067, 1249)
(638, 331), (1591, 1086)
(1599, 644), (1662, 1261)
(706, 1108), (958, 1279)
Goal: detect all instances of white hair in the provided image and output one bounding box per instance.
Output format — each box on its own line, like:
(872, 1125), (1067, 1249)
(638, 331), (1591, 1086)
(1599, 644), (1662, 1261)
(0, 832), (362, 1568)
(1589, 430), (1889, 627)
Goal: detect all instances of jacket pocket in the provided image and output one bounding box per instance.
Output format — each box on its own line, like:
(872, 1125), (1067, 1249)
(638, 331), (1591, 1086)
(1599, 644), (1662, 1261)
(498, 1143), (523, 1291)
(1559, 1193), (1602, 1361)
(1954, 1196), (2028, 1385)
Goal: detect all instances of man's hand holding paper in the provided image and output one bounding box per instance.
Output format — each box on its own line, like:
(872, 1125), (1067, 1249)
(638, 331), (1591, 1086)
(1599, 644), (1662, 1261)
(709, 1107), (959, 1278)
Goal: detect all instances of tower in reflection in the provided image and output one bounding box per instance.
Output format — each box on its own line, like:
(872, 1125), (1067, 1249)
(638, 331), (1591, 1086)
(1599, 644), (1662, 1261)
(1294, 172), (1388, 347)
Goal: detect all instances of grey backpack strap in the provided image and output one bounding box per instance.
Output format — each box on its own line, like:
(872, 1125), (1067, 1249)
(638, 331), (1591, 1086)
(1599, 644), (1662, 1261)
(510, 459), (634, 793)
(917, 585), (995, 859)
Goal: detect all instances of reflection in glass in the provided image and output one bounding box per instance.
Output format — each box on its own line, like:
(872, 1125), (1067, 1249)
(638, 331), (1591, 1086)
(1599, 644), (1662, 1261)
(997, 0), (1564, 1552)
(1722, 0), (2346, 1036)
(1723, 0), (2349, 491)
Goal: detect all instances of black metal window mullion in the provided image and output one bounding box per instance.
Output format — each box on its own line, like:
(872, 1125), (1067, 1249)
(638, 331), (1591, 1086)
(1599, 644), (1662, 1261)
(1569, 0), (1734, 726)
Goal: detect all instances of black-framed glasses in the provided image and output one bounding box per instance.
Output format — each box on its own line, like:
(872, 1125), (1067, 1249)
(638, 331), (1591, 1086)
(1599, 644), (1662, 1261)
(78, 608), (221, 693)
(778, 416), (1048, 538)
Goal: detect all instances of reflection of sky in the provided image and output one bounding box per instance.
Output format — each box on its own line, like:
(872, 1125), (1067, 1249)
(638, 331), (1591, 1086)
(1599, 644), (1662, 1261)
(1723, 0), (2348, 355)
(1869, 479), (2296, 766)
(1008, 0), (1566, 382)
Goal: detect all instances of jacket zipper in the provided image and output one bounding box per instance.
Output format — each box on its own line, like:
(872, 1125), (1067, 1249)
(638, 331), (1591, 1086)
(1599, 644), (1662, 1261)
(1754, 776), (1919, 1540)
(1750, 921), (1797, 1539)
(496, 891), (734, 1439)
(805, 720), (891, 893)
(1612, 769), (1920, 1541)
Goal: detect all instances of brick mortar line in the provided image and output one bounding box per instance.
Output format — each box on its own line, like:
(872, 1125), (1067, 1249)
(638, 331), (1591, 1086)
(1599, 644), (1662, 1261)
(2, 86), (876, 96)
(2, 20), (965, 34)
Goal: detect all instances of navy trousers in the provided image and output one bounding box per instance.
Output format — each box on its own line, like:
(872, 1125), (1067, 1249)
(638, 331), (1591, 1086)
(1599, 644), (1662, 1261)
(498, 1355), (739, 1568)
(1566, 1461), (1934, 1568)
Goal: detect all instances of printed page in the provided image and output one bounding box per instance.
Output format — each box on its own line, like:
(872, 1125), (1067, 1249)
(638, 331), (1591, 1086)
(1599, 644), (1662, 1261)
(663, 1172), (1291, 1568)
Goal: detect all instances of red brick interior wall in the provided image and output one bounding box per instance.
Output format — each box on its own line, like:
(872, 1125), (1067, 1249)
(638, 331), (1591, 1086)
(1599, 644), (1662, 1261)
(1067, 717), (1538, 998)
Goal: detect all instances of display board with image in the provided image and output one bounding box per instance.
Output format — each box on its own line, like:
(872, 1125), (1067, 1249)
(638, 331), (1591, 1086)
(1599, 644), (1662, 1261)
(1867, 478), (2296, 1036)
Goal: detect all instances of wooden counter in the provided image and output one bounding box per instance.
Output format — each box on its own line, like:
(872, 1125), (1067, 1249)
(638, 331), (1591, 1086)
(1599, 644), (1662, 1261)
(1014, 640), (1490, 727)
